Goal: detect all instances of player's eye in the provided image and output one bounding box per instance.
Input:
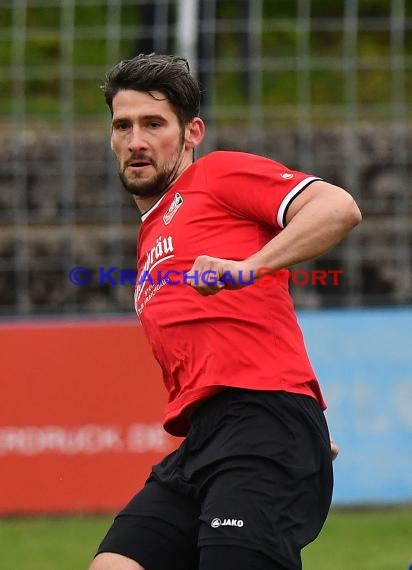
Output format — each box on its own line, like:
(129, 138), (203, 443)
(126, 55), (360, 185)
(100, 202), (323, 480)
(114, 121), (130, 131)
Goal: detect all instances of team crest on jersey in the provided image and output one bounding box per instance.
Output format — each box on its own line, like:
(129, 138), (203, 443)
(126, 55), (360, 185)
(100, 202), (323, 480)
(163, 192), (183, 225)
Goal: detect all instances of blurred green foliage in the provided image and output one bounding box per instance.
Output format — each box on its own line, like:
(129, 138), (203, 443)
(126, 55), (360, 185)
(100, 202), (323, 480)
(0, 1), (411, 123)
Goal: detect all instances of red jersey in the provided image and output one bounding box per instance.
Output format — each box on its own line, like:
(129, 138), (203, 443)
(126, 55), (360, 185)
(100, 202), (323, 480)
(135, 151), (326, 436)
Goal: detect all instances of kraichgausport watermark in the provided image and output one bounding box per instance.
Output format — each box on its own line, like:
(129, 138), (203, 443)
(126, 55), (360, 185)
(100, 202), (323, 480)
(69, 267), (343, 287)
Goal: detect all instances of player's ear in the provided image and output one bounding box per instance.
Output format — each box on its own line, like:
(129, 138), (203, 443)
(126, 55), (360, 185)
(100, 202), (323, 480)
(110, 129), (114, 151)
(184, 117), (205, 151)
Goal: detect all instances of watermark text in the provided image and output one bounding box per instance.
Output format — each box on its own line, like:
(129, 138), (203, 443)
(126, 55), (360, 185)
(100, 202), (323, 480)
(69, 267), (343, 287)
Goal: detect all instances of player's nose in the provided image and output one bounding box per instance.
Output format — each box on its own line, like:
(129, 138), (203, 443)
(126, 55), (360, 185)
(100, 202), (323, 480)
(128, 126), (149, 152)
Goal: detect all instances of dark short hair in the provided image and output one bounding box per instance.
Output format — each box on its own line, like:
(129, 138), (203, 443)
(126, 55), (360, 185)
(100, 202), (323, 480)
(103, 53), (201, 125)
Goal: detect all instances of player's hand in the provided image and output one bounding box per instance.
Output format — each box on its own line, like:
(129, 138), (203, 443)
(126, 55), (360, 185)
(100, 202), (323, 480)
(330, 438), (339, 461)
(186, 255), (252, 296)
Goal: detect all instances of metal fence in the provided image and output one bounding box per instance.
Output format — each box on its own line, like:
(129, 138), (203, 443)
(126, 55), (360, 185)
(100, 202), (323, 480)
(0, 0), (411, 317)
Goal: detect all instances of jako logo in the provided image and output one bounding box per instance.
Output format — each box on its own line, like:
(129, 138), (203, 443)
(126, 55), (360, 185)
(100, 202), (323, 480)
(211, 517), (244, 528)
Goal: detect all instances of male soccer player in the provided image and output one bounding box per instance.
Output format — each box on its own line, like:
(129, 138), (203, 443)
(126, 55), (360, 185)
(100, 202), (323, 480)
(89, 54), (361, 570)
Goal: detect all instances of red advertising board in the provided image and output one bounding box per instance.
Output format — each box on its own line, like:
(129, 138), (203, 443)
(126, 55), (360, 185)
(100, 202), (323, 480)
(0, 318), (179, 514)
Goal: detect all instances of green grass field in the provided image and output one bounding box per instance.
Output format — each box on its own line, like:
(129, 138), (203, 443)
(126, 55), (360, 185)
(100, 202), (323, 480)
(0, 507), (411, 570)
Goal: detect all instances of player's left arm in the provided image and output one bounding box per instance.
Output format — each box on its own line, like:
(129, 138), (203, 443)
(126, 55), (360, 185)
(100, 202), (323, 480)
(188, 181), (361, 295)
(246, 180), (361, 272)
(330, 438), (339, 460)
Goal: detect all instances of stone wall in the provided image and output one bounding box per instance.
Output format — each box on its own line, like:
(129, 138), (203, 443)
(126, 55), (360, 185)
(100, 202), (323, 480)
(1, 124), (411, 316)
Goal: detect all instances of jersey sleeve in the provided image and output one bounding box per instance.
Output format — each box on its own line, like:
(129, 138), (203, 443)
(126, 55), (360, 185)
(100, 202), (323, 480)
(205, 151), (322, 229)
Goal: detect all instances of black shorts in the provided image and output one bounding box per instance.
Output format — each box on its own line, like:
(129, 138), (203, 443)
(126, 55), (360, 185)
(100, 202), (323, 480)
(96, 388), (333, 570)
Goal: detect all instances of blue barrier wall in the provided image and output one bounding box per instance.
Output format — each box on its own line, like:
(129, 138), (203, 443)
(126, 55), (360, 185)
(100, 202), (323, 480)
(298, 307), (412, 505)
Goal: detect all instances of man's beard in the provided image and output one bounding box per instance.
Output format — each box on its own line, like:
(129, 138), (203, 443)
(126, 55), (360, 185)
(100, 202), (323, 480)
(118, 167), (173, 198)
(118, 143), (185, 199)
